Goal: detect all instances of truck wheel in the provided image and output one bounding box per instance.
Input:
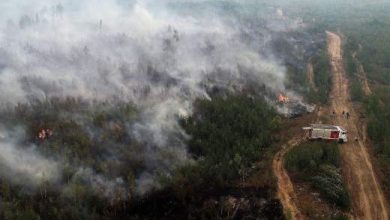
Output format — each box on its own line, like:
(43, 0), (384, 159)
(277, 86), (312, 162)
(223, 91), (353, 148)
(339, 139), (344, 144)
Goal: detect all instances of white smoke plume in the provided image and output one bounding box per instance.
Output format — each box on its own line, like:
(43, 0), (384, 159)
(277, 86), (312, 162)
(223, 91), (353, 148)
(0, 0), (306, 194)
(0, 128), (59, 186)
(63, 167), (126, 200)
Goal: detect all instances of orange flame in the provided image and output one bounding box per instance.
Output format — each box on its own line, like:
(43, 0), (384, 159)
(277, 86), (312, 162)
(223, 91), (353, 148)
(38, 128), (53, 140)
(278, 94), (289, 103)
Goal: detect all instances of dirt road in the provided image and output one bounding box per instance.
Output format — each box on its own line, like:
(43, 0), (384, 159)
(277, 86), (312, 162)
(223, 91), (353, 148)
(273, 137), (304, 220)
(326, 31), (388, 219)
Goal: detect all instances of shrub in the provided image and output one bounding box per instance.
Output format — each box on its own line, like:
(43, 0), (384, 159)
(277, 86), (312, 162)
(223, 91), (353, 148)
(311, 165), (351, 209)
(284, 142), (349, 209)
(284, 142), (340, 173)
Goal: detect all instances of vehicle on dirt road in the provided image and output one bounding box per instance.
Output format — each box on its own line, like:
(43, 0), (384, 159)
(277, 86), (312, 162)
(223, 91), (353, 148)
(303, 124), (348, 143)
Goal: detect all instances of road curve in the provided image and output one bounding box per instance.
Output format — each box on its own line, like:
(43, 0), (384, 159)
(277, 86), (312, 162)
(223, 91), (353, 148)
(273, 137), (305, 220)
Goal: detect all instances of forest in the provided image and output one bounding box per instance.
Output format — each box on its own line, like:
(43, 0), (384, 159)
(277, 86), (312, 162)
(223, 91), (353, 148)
(0, 94), (286, 219)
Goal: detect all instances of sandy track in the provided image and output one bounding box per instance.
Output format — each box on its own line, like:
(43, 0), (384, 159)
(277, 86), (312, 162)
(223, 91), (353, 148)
(326, 31), (388, 220)
(273, 137), (305, 220)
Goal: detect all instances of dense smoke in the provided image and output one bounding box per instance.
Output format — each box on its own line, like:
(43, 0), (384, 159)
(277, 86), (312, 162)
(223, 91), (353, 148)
(0, 0), (307, 194)
(0, 127), (60, 186)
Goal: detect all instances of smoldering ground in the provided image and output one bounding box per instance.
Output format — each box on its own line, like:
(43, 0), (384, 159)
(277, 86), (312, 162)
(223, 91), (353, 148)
(0, 0), (311, 197)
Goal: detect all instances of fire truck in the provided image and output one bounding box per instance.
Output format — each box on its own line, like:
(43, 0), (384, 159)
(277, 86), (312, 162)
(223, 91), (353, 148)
(303, 124), (348, 143)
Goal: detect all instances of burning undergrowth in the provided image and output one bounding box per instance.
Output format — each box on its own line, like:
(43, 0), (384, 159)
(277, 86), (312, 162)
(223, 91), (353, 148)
(275, 91), (315, 118)
(0, 0), (316, 203)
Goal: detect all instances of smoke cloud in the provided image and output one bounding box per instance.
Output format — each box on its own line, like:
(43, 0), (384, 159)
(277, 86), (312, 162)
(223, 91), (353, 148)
(0, 1), (307, 194)
(0, 128), (59, 186)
